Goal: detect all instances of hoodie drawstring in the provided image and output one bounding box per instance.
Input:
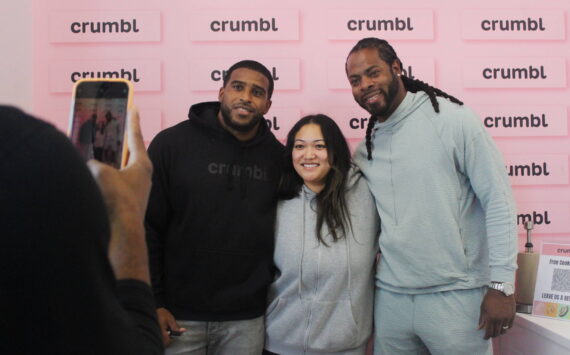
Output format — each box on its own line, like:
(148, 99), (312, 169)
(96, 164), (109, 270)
(298, 190), (306, 298)
(346, 228), (354, 302)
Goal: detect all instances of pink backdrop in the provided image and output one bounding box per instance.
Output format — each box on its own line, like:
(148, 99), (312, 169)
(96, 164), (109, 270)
(33, 0), (570, 249)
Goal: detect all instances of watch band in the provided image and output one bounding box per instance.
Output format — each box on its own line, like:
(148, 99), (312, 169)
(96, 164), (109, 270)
(488, 281), (515, 296)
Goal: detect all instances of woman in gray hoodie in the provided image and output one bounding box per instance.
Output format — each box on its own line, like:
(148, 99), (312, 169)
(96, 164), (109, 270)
(264, 114), (380, 355)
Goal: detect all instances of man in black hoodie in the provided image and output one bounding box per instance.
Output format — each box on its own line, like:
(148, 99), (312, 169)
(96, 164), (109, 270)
(145, 60), (284, 354)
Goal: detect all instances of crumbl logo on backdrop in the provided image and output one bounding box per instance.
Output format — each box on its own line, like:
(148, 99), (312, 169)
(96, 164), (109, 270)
(505, 154), (569, 186)
(265, 108), (300, 140)
(210, 67), (280, 83)
(461, 9), (565, 40)
(516, 203), (570, 234)
(473, 105), (567, 137)
(518, 210), (552, 226)
(321, 107), (371, 139)
(347, 17), (414, 32)
(188, 10), (299, 41)
(70, 68), (142, 83)
(188, 58), (300, 91)
(49, 60), (162, 93)
(482, 65), (547, 80)
(327, 57), (435, 91)
(463, 57), (566, 88)
(210, 18), (278, 32)
(49, 11), (161, 43)
(326, 9), (434, 40)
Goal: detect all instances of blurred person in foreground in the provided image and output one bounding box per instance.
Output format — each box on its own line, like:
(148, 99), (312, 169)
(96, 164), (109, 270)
(0, 105), (162, 354)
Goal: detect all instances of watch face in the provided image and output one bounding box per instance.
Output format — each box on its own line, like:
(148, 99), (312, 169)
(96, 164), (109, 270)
(503, 283), (515, 296)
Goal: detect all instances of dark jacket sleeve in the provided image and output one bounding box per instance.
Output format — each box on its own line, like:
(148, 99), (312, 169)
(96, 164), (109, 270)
(0, 106), (162, 355)
(145, 133), (173, 308)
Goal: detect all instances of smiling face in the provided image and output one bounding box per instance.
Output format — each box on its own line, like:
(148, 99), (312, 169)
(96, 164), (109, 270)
(218, 67), (272, 139)
(292, 123), (331, 193)
(346, 47), (406, 122)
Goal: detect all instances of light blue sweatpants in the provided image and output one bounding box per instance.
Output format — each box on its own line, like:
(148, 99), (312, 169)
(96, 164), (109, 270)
(374, 287), (492, 355)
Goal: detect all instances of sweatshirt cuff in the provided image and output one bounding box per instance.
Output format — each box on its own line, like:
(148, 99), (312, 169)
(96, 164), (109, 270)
(153, 293), (165, 309)
(490, 266), (516, 284)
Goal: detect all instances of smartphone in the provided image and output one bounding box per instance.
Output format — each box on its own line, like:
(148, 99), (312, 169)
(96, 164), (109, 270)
(68, 79), (133, 169)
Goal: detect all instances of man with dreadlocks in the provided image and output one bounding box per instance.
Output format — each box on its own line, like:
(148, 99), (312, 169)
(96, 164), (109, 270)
(346, 37), (518, 354)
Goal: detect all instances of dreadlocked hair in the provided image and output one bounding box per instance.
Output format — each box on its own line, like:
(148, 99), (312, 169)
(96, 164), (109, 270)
(364, 115), (377, 161)
(400, 75), (463, 114)
(347, 37), (464, 160)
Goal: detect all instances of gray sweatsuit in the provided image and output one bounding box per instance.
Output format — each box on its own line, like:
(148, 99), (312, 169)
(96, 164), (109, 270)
(264, 168), (380, 355)
(354, 91), (518, 354)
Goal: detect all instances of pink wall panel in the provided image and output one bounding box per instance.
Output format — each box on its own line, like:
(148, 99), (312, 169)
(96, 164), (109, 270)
(472, 104), (568, 137)
(49, 59), (162, 92)
(49, 11), (161, 43)
(506, 154), (569, 185)
(188, 58), (300, 91)
(461, 9), (565, 40)
(267, 108), (301, 140)
(463, 56), (566, 88)
(139, 108), (162, 145)
(326, 9), (434, 40)
(188, 9), (299, 41)
(517, 202), (570, 234)
(32, 0), (570, 245)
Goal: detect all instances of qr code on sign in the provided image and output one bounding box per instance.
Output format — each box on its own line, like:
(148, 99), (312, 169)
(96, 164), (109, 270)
(551, 268), (570, 292)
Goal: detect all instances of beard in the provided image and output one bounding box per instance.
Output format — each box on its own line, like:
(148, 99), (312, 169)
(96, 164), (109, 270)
(220, 103), (264, 133)
(360, 70), (400, 118)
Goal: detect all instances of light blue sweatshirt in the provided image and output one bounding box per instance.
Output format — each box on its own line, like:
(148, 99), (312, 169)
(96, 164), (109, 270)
(354, 91), (517, 294)
(264, 168), (380, 354)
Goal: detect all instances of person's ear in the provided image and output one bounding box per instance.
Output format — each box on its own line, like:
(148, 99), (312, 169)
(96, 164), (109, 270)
(262, 99), (272, 115)
(392, 59), (402, 76)
(218, 86), (225, 102)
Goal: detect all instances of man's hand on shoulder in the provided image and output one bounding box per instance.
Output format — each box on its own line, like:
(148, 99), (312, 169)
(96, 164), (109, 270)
(478, 288), (516, 339)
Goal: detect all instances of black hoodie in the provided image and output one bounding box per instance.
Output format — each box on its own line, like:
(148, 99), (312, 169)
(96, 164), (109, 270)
(145, 102), (284, 321)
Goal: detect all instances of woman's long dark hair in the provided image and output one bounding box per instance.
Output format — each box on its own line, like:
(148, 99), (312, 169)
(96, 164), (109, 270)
(346, 37), (464, 160)
(279, 114), (352, 245)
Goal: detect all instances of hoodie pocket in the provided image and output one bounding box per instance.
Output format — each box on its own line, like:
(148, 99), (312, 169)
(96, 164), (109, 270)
(307, 299), (358, 351)
(265, 298), (306, 348)
(379, 223), (469, 288)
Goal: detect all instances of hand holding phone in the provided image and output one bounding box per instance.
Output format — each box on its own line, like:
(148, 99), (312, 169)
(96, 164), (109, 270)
(69, 79), (133, 169)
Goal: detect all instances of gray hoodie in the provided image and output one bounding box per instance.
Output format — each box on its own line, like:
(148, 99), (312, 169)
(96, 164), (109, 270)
(264, 167), (380, 355)
(354, 91), (517, 294)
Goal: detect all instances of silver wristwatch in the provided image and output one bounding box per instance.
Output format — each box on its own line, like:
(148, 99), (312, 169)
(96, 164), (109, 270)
(488, 281), (515, 296)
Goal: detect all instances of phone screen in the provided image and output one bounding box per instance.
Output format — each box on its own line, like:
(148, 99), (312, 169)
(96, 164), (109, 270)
(69, 81), (129, 169)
